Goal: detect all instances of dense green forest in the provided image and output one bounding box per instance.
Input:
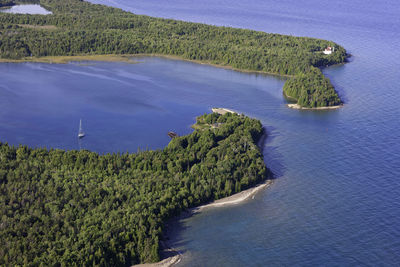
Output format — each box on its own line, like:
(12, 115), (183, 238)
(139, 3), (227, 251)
(0, 0), (347, 107)
(0, 112), (270, 266)
(283, 67), (342, 107)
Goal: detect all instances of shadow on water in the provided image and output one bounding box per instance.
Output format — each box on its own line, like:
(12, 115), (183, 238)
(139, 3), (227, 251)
(257, 127), (279, 181)
(161, 211), (193, 259)
(323, 63), (351, 105)
(262, 125), (287, 179)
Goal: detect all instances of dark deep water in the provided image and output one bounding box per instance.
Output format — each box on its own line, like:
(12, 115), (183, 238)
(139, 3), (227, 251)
(2, 0), (400, 265)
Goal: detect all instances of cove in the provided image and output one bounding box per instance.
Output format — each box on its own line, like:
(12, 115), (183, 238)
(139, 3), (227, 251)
(0, 56), (285, 154)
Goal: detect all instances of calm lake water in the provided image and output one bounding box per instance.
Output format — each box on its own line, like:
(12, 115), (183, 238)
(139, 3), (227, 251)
(0, 4), (52, 15)
(3, 0), (400, 265)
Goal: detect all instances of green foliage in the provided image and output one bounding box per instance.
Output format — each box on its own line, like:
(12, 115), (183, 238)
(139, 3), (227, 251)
(283, 67), (342, 107)
(0, 0), (347, 106)
(0, 112), (269, 266)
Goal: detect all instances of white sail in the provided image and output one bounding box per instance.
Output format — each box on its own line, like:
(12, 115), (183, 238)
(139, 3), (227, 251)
(78, 119), (85, 138)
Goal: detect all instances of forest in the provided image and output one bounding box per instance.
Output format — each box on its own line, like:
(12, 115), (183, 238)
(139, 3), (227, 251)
(283, 67), (342, 108)
(0, 0), (347, 107)
(0, 112), (271, 266)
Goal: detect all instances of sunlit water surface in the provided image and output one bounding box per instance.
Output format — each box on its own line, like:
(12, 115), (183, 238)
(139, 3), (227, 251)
(2, 0), (400, 265)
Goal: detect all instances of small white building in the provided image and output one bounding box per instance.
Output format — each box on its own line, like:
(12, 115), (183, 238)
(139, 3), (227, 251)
(323, 46), (334, 55)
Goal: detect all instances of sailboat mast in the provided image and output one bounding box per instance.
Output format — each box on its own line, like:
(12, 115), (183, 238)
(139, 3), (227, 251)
(78, 119), (85, 138)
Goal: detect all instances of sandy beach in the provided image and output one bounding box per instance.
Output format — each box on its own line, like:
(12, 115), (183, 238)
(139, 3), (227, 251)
(287, 103), (343, 110)
(193, 180), (273, 213)
(132, 254), (181, 267)
(133, 180), (273, 267)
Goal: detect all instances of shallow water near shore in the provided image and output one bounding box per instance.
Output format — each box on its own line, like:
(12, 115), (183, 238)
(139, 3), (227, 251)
(2, 0), (400, 265)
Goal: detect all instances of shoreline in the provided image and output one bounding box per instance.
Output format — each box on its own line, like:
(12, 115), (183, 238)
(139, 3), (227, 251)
(134, 54), (293, 78)
(0, 53), (293, 78)
(135, 180), (273, 267)
(192, 180), (273, 213)
(287, 103), (343, 110)
(0, 54), (345, 112)
(211, 107), (237, 115)
(132, 253), (181, 267)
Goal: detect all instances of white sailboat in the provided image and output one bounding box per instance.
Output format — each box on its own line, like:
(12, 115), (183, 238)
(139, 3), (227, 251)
(78, 119), (85, 138)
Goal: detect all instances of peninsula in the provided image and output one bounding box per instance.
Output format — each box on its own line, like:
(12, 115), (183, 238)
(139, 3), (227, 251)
(0, 0), (347, 108)
(0, 112), (271, 266)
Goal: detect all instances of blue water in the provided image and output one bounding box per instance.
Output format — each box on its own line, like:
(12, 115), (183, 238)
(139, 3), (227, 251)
(0, 59), (285, 153)
(0, 4), (52, 15)
(2, 0), (400, 265)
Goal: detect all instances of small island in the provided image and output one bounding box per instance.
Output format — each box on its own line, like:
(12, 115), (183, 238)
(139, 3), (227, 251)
(0, 0), (348, 109)
(0, 112), (271, 266)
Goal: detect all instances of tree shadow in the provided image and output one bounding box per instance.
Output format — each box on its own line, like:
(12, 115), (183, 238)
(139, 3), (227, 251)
(262, 125), (287, 180)
(159, 210), (195, 260)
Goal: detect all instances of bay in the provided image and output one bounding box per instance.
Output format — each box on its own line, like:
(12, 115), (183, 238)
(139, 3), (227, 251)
(0, 58), (284, 153)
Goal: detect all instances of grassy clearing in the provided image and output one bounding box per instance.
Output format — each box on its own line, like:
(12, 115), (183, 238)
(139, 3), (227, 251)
(17, 24), (58, 30)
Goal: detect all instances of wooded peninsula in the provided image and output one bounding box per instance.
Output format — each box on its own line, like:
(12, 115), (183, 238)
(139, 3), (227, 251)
(0, 112), (270, 266)
(0, 0), (347, 108)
